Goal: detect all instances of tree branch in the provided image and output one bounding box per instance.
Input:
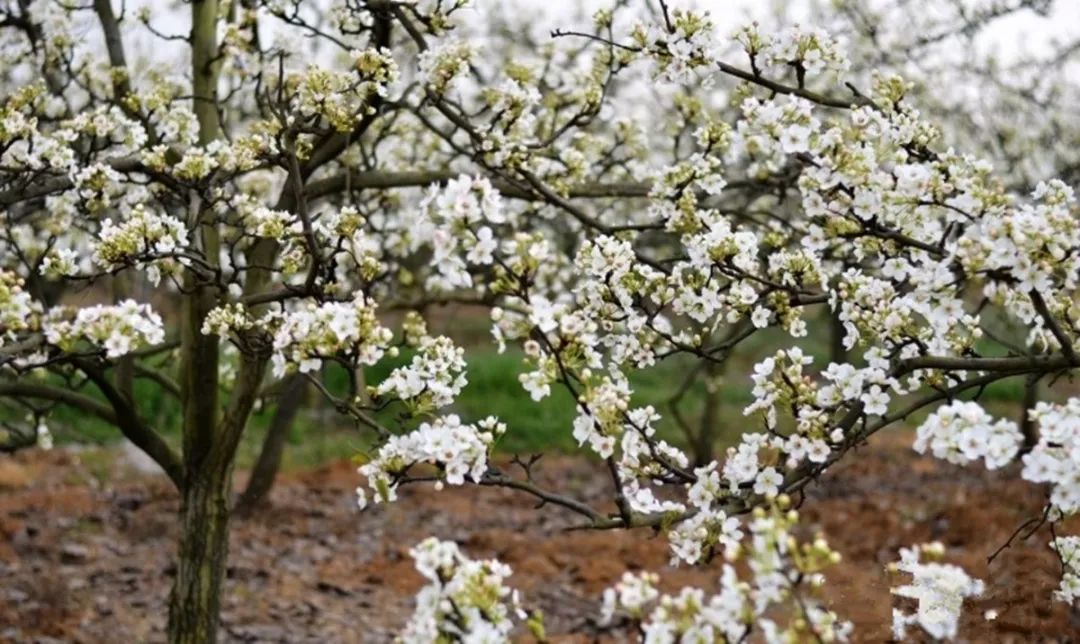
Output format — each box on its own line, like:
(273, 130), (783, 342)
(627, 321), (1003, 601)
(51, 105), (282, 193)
(0, 381), (118, 424)
(74, 359), (184, 489)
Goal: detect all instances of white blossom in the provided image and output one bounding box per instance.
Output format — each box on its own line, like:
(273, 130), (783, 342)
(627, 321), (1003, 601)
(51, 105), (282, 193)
(914, 401), (1022, 470)
(400, 538), (526, 643)
(890, 542), (984, 641)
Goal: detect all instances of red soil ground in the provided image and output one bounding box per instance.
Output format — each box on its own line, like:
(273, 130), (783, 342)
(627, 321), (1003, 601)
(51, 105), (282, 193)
(1, 430), (1077, 642)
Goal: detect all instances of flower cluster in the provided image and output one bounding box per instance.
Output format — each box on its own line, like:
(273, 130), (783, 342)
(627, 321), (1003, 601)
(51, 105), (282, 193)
(39, 248), (80, 279)
(667, 503), (742, 566)
(374, 335), (467, 414)
(289, 48), (398, 132)
(735, 348), (870, 475)
(1021, 399), (1080, 515)
(315, 205), (383, 281)
(758, 25), (850, 79)
(733, 95), (820, 177)
(417, 38), (473, 95)
(956, 180), (1080, 300)
(42, 300), (165, 359)
(616, 414), (690, 515)
(0, 271), (40, 347)
(72, 163), (124, 211)
(631, 9), (720, 84)
(406, 175), (508, 291)
(570, 376), (633, 458)
(1051, 536), (1080, 605)
(92, 205), (189, 284)
(200, 303), (254, 338)
(271, 296), (394, 378)
(243, 206), (297, 239)
(744, 347), (817, 431)
(356, 415), (505, 507)
(399, 537), (527, 643)
(889, 542), (984, 641)
(601, 501), (850, 642)
(914, 401), (1023, 470)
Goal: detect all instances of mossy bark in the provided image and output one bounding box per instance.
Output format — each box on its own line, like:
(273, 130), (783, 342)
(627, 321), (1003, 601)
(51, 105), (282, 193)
(167, 465), (232, 644)
(167, 3), (231, 641)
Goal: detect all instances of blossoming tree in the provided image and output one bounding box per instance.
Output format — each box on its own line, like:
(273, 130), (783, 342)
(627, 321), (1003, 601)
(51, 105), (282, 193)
(2, 0), (1080, 641)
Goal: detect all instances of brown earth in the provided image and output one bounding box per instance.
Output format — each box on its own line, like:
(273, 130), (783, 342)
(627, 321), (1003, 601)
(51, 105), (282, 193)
(1, 431), (1078, 643)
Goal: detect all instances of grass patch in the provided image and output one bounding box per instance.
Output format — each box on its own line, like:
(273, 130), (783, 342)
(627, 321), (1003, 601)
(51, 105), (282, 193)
(10, 306), (1044, 473)
(24, 345), (749, 469)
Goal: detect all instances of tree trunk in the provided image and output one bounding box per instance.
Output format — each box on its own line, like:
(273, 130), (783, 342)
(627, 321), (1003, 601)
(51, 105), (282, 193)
(234, 374), (306, 516)
(167, 466), (232, 644)
(829, 310), (848, 366)
(1020, 375), (1040, 453)
(693, 362), (721, 467)
(168, 3), (229, 640)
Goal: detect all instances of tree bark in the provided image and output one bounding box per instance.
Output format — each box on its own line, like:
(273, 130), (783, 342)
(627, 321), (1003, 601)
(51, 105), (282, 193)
(168, 346), (266, 643)
(167, 465), (232, 644)
(234, 374), (307, 516)
(829, 309), (848, 366)
(168, 3), (230, 641)
(1019, 374), (1040, 453)
(692, 362), (721, 467)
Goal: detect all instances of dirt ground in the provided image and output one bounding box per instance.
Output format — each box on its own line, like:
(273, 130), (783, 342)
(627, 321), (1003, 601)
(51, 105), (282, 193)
(1, 431), (1078, 643)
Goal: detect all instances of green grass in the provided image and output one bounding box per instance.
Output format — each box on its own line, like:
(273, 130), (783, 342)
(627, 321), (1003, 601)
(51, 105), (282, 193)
(320, 347), (744, 456)
(21, 345), (736, 470)
(452, 349), (754, 454)
(453, 350), (579, 452)
(10, 307), (1049, 473)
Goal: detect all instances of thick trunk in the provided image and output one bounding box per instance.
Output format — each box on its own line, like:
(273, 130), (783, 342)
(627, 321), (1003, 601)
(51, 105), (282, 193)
(169, 4), (227, 638)
(167, 466), (232, 644)
(166, 3), (238, 642)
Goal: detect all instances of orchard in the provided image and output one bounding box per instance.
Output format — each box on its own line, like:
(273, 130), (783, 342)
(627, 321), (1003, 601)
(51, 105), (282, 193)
(2, 0), (1080, 641)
